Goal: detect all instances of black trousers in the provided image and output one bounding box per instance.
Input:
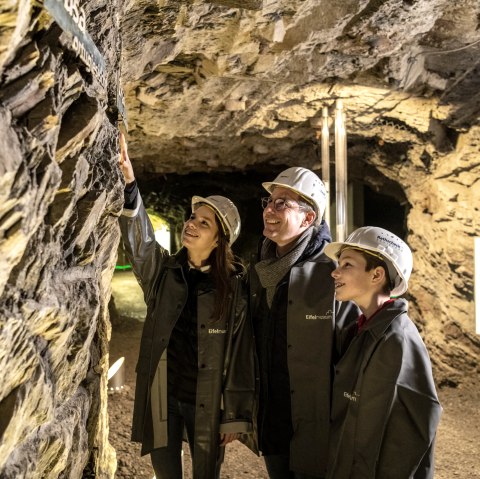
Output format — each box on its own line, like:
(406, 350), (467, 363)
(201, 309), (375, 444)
(150, 396), (223, 479)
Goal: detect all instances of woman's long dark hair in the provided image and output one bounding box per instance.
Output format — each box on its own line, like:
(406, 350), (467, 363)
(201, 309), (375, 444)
(208, 216), (238, 322)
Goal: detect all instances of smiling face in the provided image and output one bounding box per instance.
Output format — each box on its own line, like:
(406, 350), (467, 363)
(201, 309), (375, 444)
(262, 187), (315, 251)
(331, 248), (386, 307)
(181, 205), (219, 258)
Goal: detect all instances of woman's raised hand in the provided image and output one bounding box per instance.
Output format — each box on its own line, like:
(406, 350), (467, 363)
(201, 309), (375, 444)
(119, 132), (135, 184)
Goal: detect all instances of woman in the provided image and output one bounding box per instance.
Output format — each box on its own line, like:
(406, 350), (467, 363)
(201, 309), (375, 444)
(118, 134), (255, 479)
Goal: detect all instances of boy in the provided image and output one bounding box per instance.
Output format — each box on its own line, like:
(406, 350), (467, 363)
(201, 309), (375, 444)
(324, 226), (442, 479)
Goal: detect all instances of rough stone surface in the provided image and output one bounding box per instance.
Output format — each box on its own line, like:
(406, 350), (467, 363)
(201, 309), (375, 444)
(0, 0), (123, 477)
(121, 0), (480, 173)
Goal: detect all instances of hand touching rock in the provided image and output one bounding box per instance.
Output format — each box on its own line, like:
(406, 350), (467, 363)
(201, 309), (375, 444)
(119, 132), (135, 184)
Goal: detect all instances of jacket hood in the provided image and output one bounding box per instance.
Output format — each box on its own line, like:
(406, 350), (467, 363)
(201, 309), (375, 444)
(300, 220), (332, 261)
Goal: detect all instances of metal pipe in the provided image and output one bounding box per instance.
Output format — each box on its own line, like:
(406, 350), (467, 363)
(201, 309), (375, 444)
(321, 107), (330, 226)
(335, 99), (348, 242)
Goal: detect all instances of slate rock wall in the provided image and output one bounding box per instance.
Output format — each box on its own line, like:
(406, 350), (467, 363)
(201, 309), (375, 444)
(0, 0), (123, 477)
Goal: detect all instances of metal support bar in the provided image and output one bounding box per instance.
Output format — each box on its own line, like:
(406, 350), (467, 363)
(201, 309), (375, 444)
(335, 99), (348, 242)
(321, 107), (330, 226)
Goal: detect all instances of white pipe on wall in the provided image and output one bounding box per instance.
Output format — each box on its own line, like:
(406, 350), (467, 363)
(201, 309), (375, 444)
(321, 106), (330, 226)
(335, 99), (348, 242)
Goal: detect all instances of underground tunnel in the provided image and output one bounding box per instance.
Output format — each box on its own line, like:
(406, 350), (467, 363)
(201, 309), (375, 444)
(1, 0), (480, 478)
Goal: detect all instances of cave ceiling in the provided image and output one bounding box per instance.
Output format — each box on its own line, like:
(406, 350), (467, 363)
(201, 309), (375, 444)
(120, 0), (480, 178)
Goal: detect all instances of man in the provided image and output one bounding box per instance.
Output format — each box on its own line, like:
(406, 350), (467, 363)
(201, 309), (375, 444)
(249, 167), (356, 479)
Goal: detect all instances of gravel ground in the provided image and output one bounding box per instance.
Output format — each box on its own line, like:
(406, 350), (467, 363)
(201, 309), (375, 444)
(108, 315), (480, 479)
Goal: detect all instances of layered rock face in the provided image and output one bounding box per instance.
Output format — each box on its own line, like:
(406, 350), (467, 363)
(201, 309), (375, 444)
(0, 0), (123, 477)
(122, 0), (480, 172)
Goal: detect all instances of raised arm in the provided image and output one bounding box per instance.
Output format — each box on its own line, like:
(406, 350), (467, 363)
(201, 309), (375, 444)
(117, 133), (169, 303)
(119, 132), (135, 184)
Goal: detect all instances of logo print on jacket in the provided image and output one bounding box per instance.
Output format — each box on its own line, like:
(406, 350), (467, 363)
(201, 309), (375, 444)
(305, 309), (333, 320)
(343, 391), (360, 402)
(209, 328), (227, 334)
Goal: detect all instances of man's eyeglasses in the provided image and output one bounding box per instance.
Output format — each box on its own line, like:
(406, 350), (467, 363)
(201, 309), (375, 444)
(261, 197), (308, 212)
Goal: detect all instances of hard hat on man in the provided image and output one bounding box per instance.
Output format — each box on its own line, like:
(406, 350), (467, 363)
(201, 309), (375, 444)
(262, 167), (327, 225)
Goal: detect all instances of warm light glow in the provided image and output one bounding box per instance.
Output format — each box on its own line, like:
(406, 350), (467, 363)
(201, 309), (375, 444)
(475, 238), (480, 334)
(108, 357), (125, 381)
(154, 225), (171, 252)
(147, 210), (171, 252)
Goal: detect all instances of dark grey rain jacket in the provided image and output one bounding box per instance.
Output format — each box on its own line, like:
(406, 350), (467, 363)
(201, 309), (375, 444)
(249, 224), (357, 477)
(327, 299), (442, 479)
(119, 193), (255, 479)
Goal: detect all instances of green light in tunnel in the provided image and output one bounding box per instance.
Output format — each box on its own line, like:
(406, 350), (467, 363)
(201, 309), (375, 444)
(115, 264), (132, 270)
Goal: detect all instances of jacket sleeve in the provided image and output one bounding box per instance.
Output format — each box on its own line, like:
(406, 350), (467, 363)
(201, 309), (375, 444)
(375, 332), (442, 478)
(219, 279), (256, 434)
(352, 326), (442, 478)
(118, 189), (170, 303)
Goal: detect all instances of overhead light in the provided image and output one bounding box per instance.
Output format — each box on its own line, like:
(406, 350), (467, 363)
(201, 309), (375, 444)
(108, 357), (125, 393)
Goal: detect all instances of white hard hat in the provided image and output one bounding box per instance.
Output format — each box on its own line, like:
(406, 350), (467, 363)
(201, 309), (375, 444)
(262, 167), (327, 224)
(324, 226), (413, 296)
(191, 195), (241, 246)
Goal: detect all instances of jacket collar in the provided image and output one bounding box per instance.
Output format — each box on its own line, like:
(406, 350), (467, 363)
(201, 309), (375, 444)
(362, 298), (409, 339)
(164, 248), (244, 280)
(163, 247), (188, 269)
(166, 247), (212, 272)
(257, 222), (334, 267)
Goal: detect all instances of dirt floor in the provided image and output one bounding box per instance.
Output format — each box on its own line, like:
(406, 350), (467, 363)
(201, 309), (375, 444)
(108, 315), (480, 479)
